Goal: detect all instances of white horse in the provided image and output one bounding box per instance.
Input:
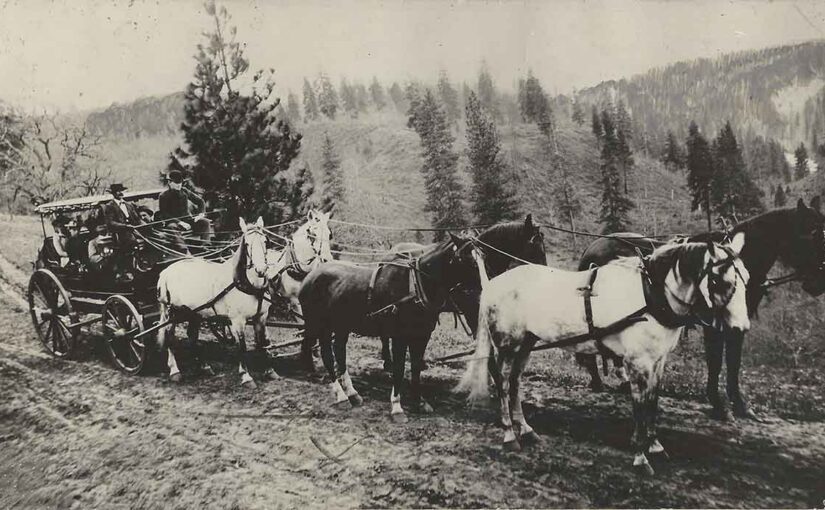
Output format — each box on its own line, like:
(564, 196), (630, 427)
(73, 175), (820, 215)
(458, 239), (750, 475)
(253, 210), (334, 348)
(157, 217), (269, 387)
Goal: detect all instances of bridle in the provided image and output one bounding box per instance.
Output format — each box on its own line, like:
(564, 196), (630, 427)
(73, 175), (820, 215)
(242, 226), (269, 281)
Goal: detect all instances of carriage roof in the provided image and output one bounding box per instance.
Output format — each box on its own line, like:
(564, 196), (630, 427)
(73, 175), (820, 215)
(35, 188), (165, 215)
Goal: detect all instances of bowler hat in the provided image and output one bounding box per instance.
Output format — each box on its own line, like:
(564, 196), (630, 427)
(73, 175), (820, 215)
(167, 170), (183, 183)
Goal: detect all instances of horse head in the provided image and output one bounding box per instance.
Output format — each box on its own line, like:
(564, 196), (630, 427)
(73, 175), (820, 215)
(475, 215), (547, 276)
(788, 197), (825, 296)
(238, 216), (268, 287)
(652, 239), (750, 333)
(294, 209), (334, 269)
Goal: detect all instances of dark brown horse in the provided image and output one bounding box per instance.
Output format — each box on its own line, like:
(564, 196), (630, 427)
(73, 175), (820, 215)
(378, 215), (548, 369)
(577, 198), (825, 420)
(298, 234), (481, 422)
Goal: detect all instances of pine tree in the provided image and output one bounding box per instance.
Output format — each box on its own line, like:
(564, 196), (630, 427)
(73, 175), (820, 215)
(286, 91), (301, 124)
(571, 99), (585, 125)
(409, 90), (467, 238)
(545, 119), (582, 246)
(171, 1), (305, 228)
(320, 133), (345, 212)
(615, 100), (633, 145)
(616, 120), (634, 194)
(388, 82), (405, 112)
(518, 70), (548, 123)
(316, 73), (338, 119)
(774, 185), (787, 207)
(711, 122), (763, 219)
(354, 83), (369, 115)
(662, 130), (684, 170)
(794, 142), (809, 180)
(597, 110), (634, 233)
(369, 77), (386, 111)
(686, 121), (714, 230)
(339, 78), (358, 118)
(591, 105), (603, 141)
(477, 61), (499, 119)
(405, 82), (424, 132)
(437, 70), (461, 125)
(302, 78), (319, 121)
(464, 91), (518, 224)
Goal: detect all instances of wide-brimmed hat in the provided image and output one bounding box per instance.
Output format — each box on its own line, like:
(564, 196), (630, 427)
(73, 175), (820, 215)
(107, 183), (128, 194)
(52, 215), (70, 226)
(95, 224), (109, 234)
(167, 170), (183, 183)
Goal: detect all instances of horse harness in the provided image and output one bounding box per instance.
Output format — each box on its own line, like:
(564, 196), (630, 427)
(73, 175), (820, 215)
(365, 259), (441, 319)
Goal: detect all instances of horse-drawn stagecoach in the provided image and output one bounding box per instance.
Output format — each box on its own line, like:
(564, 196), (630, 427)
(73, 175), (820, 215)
(27, 188), (319, 379)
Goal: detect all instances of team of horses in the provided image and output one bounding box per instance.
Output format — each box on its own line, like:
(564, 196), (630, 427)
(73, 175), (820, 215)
(153, 199), (825, 474)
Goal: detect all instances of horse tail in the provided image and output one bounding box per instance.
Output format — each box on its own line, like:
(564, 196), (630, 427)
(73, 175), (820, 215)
(455, 303), (492, 402)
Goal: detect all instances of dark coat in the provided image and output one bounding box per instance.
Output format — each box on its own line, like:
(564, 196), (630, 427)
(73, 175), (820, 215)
(157, 188), (204, 222)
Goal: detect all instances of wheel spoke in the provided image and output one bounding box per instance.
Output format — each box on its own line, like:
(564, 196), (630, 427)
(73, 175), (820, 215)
(128, 342), (141, 365)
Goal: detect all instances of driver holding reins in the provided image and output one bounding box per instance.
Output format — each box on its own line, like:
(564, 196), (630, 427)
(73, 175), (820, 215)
(157, 169), (206, 254)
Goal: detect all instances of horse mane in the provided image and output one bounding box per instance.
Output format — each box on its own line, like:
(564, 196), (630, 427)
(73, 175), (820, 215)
(232, 234), (248, 284)
(647, 242), (709, 285)
(477, 219), (544, 273)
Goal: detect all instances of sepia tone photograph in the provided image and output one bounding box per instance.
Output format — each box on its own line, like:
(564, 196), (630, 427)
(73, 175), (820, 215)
(1, 0), (825, 508)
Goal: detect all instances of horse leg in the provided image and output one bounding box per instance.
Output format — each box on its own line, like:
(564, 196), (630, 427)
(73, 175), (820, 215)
(159, 306), (182, 383)
(380, 336), (392, 372)
(321, 330), (348, 407)
(254, 315), (278, 381)
(576, 353), (604, 392)
(511, 339), (539, 446)
(232, 320), (256, 388)
(626, 359), (655, 476)
(334, 330), (362, 407)
(409, 337), (433, 414)
(389, 337), (408, 423)
(704, 327), (730, 421)
(498, 356), (519, 451)
(725, 330), (757, 420)
(187, 317), (214, 376)
(646, 357), (668, 460)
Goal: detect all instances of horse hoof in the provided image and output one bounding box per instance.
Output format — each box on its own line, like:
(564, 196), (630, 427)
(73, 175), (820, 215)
(348, 394), (364, 407)
(262, 368), (280, 381)
(201, 365), (216, 377)
(709, 406), (732, 422)
(391, 412), (408, 424)
(502, 439), (521, 452)
(633, 461), (655, 476)
(333, 399), (351, 409)
(412, 400), (433, 414)
(169, 372), (182, 383)
(734, 408), (762, 422)
(520, 431), (541, 447)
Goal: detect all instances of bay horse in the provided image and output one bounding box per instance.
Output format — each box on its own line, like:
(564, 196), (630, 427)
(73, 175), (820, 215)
(377, 215), (548, 369)
(157, 217), (269, 387)
(458, 238), (751, 475)
(298, 233), (480, 422)
(577, 198), (825, 420)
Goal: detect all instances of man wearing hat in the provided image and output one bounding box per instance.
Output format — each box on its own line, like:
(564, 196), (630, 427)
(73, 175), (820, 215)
(102, 183), (143, 248)
(49, 215), (72, 267)
(158, 170), (206, 254)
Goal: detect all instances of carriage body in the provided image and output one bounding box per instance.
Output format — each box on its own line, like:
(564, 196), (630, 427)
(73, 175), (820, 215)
(28, 189), (170, 374)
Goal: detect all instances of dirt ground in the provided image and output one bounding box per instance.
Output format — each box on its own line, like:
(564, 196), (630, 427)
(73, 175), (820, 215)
(1, 258), (825, 508)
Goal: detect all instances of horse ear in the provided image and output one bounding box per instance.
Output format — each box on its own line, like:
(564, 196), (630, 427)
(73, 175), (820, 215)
(811, 196), (821, 213)
(239, 217), (247, 232)
(307, 210), (315, 221)
(797, 198), (808, 211)
(256, 216), (264, 228)
(524, 214), (533, 229)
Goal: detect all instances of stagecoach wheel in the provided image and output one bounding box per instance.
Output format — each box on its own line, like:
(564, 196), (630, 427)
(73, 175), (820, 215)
(133, 250), (153, 273)
(102, 295), (147, 375)
(28, 269), (77, 359)
(208, 321), (233, 345)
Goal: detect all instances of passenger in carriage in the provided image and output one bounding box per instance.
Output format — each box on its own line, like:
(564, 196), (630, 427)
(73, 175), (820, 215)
(87, 224), (117, 274)
(158, 169), (206, 255)
(137, 206), (154, 224)
(102, 183), (144, 248)
(49, 215), (72, 267)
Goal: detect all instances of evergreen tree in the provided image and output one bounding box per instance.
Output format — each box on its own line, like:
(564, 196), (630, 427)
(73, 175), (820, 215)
(464, 91), (518, 224)
(302, 78), (319, 121)
(571, 99), (585, 125)
(711, 122), (763, 219)
(545, 118), (582, 245)
(616, 119), (634, 194)
(437, 70), (461, 125)
(662, 130), (684, 170)
(686, 121), (714, 231)
(405, 82), (424, 132)
(615, 100), (633, 144)
(316, 73), (338, 119)
(408, 90), (467, 238)
(388, 82), (405, 112)
(286, 91), (301, 124)
(591, 105), (603, 141)
(354, 83), (369, 114)
(369, 77), (386, 111)
(320, 133), (345, 212)
(339, 78), (358, 118)
(477, 61), (499, 119)
(171, 1), (305, 227)
(774, 185), (787, 207)
(794, 142), (809, 180)
(597, 110), (634, 233)
(518, 70), (549, 123)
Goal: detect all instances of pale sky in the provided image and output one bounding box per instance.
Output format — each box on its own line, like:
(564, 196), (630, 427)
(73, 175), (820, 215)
(2, 0), (825, 113)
